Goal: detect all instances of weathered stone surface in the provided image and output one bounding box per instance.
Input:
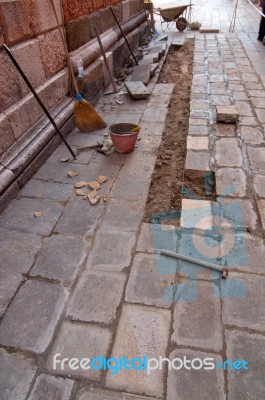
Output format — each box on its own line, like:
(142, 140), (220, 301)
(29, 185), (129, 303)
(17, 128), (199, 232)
(215, 123), (236, 137)
(126, 253), (177, 307)
(167, 349), (225, 400)
(125, 81), (151, 99)
(225, 330), (265, 400)
(106, 304), (171, 398)
(0, 280), (68, 353)
(39, 29), (65, 79)
(77, 388), (157, 400)
(121, 0), (131, 22)
(192, 74), (207, 86)
(172, 282), (223, 351)
(218, 198), (257, 231)
(216, 105), (239, 123)
(148, 44), (166, 56)
(0, 349), (37, 400)
(87, 226), (136, 271)
(20, 180), (73, 201)
(131, 65), (151, 85)
(222, 272), (265, 330)
(187, 136), (209, 150)
(0, 114), (15, 154)
(136, 223), (178, 253)
(55, 197), (104, 237)
(65, 15), (91, 52)
(247, 146), (265, 173)
(30, 235), (88, 282)
(171, 37), (185, 47)
(0, 227), (42, 273)
(257, 199), (265, 229)
(0, 198), (63, 236)
(141, 107), (168, 123)
(67, 270), (126, 324)
(0, 269), (23, 317)
(250, 97), (265, 108)
(102, 198), (144, 231)
(28, 374), (74, 400)
(188, 125), (209, 136)
(254, 175), (265, 197)
(234, 100), (253, 117)
(215, 138), (242, 167)
(240, 126), (264, 144)
(142, 53), (159, 63)
(181, 199), (213, 231)
(185, 150), (210, 171)
(216, 168), (246, 197)
(47, 321), (112, 381)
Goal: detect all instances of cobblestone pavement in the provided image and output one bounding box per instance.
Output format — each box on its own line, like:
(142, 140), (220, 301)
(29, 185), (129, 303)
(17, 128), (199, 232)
(1, 0), (265, 399)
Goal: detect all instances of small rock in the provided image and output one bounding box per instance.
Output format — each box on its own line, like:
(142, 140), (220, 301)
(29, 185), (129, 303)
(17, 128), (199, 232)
(87, 190), (100, 205)
(97, 175), (107, 184)
(34, 212), (42, 218)
(74, 181), (88, 188)
(67, 170), (79, 178)
(76, 189), (87, 196)
(88, 181), (101, 190)
(165, 150), (174, 155)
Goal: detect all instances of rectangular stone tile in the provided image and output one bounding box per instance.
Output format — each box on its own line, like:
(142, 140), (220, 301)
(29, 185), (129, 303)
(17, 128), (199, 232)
(248, 90), (265, 97)
(47, 321), (112, 381)
(167, 349), (225, 400)
(216, 168), (246, 197)
(185, 151), (210, 171)
(181, 199), (213, 231)
(111, 175), (150, 201)
(172, 281), (223, 351)
(222, 272), (265, 330)
(225, 330), (265, 400)
(238, 116), (257, 126)
(217, 198), (257, 231)
(0, 198), (63, 236)
(131, 65), (151, 85)
(215, 123), (236, 137)
(67, 270), (126, 324)
(242, 73), (259, 82)
(255, 108), (265, 124)
(250, 97), (265, 108)
(216, 106), (239, 123)
(215, 138), (242, 167)
(139, 122), (165, 136)
(34, 161), (91, 184)
(0, 228), (42, 273)
(76, 388), (158, 400)
(30, 235), (89, 282)
(106, 304), (171, 398)
(136, 223), (179, 254)
(0, 269), (23, 318)
(188, 125), (209, 136)
(141, 108), (168, 123)
(20, 180), (73, 201)
(87, 226), (136, 272)
(152, 83), (175, 94)
(54, 197), (104, 237)
(28, 375), (74, 400)
(0, 280), (68, 353)
(187, 136), (209, 150)
(102, 198), (145, 231)
(0, 349), (37, 400)
(247, 146), (265, 173)
(240, 126), (264, 144)
(234, 100), (254, 117)
(126, 253), (177, 308)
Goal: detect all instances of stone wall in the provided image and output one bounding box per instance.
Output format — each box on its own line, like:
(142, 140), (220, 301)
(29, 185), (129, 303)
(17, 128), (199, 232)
(0, 0), (146, 156)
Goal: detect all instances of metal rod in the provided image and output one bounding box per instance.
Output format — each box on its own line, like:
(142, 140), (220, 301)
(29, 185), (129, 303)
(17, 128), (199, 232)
(110, 7), (139, 65)
(160, 249), (228, 279)
(3, 44), (76, 159)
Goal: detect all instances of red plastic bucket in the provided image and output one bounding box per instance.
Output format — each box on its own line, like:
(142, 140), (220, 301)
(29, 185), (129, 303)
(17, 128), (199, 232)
(109, 123), (140, 154)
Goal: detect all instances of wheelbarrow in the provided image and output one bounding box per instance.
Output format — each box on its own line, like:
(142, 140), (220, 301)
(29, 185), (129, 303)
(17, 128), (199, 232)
(154, 2), (193, 32)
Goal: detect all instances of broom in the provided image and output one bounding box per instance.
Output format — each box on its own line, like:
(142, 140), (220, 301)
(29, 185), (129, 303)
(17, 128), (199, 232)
(50, 0), (106, 133)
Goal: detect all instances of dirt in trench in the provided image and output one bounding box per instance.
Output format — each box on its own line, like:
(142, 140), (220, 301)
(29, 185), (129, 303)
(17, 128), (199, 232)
(143, 39), (214, 225)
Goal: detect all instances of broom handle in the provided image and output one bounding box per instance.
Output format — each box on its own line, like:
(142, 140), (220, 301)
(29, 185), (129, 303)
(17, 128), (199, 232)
(110, 7), (138, 65)
(94, 27), (118, 93)
(50, 0), (79, 94)
(3, 45), (76, 159)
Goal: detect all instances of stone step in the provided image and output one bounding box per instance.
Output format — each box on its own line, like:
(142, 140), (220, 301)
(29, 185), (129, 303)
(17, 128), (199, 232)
(216, 105), (239, 123)
(131, 65), (151, 85)
(125, 81), (151, 100)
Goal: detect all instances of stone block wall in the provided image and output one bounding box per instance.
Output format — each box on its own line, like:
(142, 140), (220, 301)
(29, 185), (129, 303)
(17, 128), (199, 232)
(0, 0), (146, 156)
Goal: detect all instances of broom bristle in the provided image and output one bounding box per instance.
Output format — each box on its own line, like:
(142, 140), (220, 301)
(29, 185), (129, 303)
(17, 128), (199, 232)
(74, 99), (107, 133)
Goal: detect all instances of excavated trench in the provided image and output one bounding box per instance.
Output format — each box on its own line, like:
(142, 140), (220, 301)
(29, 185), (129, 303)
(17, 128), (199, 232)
(143, 39), (215, 226)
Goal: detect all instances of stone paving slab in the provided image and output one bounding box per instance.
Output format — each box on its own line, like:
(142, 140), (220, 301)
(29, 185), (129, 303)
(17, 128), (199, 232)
(30, 234), (89, 282)
(47, 321), (112, 381)
(125, 253), (177, 308)
(102, 198), (145, 232)
(66, 270), (126, 324)
(106, 304), (171, 398)
(0, 198), (63, 236)
(0, 268), (23, 318)
(216, 168), (246, 197)
(136, 223), (178, 254)
(131, 65), (151, 86)
(20, 179), (73, 202)
(172, 281), (223, 351)
(247, 146), (265, 173)
(217, 198), (258, 231)
(0, 349), (37, 400)
(215, 138), (243, 167)
(27, 374), (74, 400)
(167, 349), (225, 400)
(226, 330), (265, 400)
(0, 227), (42, 273)
(222, 272), (265, 331)
(87, 226), (136, 272)
(0, 280), (68, 353)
